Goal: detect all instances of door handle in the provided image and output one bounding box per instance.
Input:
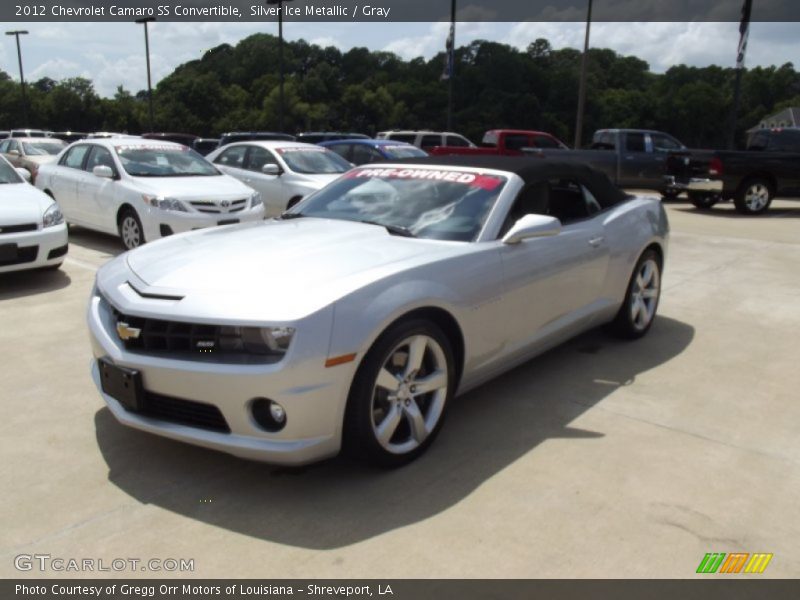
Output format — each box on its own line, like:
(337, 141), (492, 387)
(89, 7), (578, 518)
(589, 236), (605, 247)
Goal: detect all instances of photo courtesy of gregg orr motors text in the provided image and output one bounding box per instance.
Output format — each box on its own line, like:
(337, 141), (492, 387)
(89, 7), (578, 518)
(14, 555), (194, 573)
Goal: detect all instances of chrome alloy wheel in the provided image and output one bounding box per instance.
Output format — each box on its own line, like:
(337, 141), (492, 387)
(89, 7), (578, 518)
(121, 215), (142, 249)
(370, 335), (448, 455)
(744, 183), (770, 212)
(630, 258), (660, 332)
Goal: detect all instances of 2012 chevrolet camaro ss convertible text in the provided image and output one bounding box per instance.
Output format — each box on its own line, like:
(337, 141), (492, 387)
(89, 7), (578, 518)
(88, 156), (668, 467)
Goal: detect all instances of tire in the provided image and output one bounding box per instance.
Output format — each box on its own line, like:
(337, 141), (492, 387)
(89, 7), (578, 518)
(118, 208), (145, 250)
(689, 193), (719, 210)
(660, 188), (680, 201)
(734, 178), (773, 215)
(286, 196), (303, 211)
(343, 319), (456, 467)
(610, 249), (662, 339)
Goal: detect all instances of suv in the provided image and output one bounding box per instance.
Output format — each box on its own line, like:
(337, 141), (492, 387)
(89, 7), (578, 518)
(296, 132), (369, 144)
(376, 130), (475, 151)
(218, 132), (296, 147)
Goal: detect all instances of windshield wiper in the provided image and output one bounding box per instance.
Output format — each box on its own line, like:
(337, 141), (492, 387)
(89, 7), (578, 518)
(358, 219), (416, 238)
(279, 212), (306, 220)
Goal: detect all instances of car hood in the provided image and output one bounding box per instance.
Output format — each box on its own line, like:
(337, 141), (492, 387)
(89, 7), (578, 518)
(0, 183), (53, 223)
(130, 173), (253, 199)
(114, 218), (464, 322)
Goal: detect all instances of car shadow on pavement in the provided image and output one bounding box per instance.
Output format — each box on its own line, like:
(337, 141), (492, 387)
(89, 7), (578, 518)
(673, 206), (800, 219)
(0, 268), (71, 300)
(67, 225), (124, 256)
(94, 316), (694, 549)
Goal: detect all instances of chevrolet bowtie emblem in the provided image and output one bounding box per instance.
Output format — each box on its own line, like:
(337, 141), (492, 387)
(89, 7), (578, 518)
(116, 322), (141, 341)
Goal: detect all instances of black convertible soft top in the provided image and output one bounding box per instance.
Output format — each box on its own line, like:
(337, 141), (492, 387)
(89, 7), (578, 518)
(387, 155), (630, 207)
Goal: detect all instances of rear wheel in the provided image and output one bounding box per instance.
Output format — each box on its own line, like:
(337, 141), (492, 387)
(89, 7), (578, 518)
(689, 193), (719, 210)
(611, 249), (662, 339)
(734, 178), (773, 215)
(343, 319), (455, 467)
(660, 188), (680, 201)
(118, 209), (144, 250)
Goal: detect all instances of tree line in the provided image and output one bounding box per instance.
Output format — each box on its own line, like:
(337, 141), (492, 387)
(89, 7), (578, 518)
(2, 34), (799, 148)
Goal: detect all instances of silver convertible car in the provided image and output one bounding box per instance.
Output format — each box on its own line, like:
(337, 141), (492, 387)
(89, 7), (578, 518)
(88, 156), (668, 467)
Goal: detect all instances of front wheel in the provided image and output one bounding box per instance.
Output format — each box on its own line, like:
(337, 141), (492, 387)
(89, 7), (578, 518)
(689, 193), (719, 210)
(734, 179), (773, 215)
(343, 319), (455, 467)
(611, 249), (662, 339)
(118, 209), (145, 250)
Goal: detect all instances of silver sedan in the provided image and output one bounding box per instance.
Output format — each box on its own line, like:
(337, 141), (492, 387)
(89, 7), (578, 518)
(87, 157), (668, 467)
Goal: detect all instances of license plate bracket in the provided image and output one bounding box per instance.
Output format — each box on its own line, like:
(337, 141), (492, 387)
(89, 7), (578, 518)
(98, 358), (144, 412)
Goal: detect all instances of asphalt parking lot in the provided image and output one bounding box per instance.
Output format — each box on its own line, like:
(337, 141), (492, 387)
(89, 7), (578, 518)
(2, 197), (799, 578)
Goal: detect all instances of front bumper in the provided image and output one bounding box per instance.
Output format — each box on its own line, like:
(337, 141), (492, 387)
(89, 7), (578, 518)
(662, 175), (723, 194)
(87, 293), (353, 465)
(142, 204), (266, 242)
(0, 222), (68, 274)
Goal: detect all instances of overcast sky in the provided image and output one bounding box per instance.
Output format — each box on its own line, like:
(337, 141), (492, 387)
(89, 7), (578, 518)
(1, 21), (798, 97)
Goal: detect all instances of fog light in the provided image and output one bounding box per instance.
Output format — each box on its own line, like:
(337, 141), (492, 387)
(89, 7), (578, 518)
(251, 398), (287, 432)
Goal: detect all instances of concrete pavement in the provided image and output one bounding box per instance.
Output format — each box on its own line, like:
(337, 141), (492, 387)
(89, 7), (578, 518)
(1, 198), (798, 578)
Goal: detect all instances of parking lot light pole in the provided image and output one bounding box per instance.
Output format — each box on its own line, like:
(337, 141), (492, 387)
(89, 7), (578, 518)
(266, 0), (295, 133)
(135, 17), (156, 133)
(5, 30), (29, 126)
(574, 0), (593, 149)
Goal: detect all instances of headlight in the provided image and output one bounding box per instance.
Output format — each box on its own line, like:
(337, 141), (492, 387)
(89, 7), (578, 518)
(43, 203), (64, 228)
(218, 326), (295, 357)
(142, 194), (188, 212)
(250, 191), (263, 209)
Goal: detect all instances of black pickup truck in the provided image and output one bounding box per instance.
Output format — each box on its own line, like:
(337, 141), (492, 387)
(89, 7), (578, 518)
(663, 128), (800, 214)
(525, 128), (687, 192)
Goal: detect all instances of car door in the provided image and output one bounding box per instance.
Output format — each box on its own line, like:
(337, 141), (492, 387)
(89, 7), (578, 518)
(5, 139), (24, 168)
(239, 145), (286, 216)
(497, 178), (610, 354)
(618, 132), (650, 187)
(49, 144), (92, 221)
(647, 133), (683, 186)
(78, 145), (120, 232)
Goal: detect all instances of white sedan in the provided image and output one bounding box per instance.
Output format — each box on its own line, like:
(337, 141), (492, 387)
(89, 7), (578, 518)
(0, 156), (68, 273)
(35, 138), (265, 250)
(206, 141), (353, 217)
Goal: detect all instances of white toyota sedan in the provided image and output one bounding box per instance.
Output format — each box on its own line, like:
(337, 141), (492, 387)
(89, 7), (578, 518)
(35, 138), (265, 250)
(206, 141), (353, 217)
(0, 156), (68, 273)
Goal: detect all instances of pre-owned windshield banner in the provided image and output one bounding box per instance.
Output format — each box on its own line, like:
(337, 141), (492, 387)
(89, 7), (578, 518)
(5, 0), (799, 22)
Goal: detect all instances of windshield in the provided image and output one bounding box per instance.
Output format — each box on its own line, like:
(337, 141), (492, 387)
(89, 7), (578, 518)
(0, 158), (23, 184)
(381, 145), (428, 160)
(277, 147), (351, 174)
(292, 167), (507, 242)
(22, 140), (67, 156)
(115, 145), (220, 177)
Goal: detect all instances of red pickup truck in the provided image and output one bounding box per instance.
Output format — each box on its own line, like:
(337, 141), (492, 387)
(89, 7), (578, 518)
(429, 129), (568, 156)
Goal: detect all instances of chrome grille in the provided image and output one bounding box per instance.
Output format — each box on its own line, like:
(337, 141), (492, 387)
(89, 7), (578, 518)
(188, 199), (248, 214)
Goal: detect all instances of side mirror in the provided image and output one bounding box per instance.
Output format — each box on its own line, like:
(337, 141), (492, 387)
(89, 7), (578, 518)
(15, 167), (31, 182)
(8, 149), (20, 157)
(261, 163), (282, 176)
(93, 165), (115, 179)
(502, 214), (561, 245)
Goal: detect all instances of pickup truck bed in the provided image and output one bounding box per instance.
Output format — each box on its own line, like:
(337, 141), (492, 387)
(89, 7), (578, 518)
(664, 128), (800, 214)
